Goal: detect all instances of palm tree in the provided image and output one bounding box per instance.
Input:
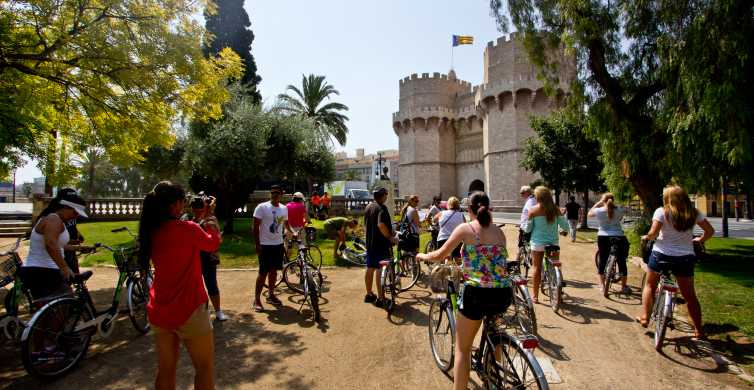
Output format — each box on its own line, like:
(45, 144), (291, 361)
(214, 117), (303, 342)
(277, 74), (349, 146)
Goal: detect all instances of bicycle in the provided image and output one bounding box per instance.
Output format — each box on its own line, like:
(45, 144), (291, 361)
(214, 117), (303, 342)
(394, 224), (421, 291)
(427, 263), (548, 389)
(0, 237), (34, 341)
(594, 237), (623, 297)
(19, 227), (152, 378)
(378, 239), (420, 314)
(540, 245), (563, 313)
(341, 236), (367, 266)
(506, 260), (538, 336)
(650, 269), (678, 351)
(284, 238), (322, 321)
(517, 236), (533, 279)
(269, 227), (323, 290)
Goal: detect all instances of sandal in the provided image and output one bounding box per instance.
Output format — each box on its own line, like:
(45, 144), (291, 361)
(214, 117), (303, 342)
(693, 331), (707, 340)
(266, 295), (283, 306)
(635, 316), (649, 328)
(253, 300), (264, 313)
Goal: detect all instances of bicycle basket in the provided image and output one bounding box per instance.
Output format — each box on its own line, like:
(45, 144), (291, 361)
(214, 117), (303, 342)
(429, 265), (462, 293)
(0, 252), (21, 288)
(113, 245), (141, 272)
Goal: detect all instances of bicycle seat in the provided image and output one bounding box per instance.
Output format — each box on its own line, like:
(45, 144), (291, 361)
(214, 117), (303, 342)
(72, 271), (94, 283)
(544, 245), (560, 252)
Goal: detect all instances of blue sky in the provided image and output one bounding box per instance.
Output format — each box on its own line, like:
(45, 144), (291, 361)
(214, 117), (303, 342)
(16, 0), (504, 183)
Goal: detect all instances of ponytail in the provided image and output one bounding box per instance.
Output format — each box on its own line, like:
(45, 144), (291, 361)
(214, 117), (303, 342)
(469, 191), (492, 227)
(606, 198), (615, 220)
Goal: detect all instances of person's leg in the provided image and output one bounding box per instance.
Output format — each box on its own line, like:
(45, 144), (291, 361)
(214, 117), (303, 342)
(640, 270), (660, 324)
(453, 313), (483, 390)
(254, 270), (268, 306)
(183, 332), (215, 390)
(267, 269), (278, 300)
(676, 276), (703, 336)
(530, 251), (544, 302)
(209, 295), (221, 312)
(617, 238), (630, 289)
(568, 220), (577, 242)
(596, 236), (609, 289)
(154, 330), (180, 390)
(365, 267), (375, 295)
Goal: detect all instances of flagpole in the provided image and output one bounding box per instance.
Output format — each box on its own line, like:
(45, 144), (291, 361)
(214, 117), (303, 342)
(451, 45), (454, 70)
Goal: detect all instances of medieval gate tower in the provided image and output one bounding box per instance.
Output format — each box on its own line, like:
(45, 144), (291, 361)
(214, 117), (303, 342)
(393, 34), (575, 210)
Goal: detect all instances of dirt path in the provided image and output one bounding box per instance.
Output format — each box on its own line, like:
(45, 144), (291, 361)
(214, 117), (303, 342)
(0, 228), (746, 389)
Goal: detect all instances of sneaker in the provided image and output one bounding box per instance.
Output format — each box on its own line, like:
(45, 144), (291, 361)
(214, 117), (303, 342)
(266, 295), (283, 306)
(215, 310), (228, 321)
(374, 298), (384, 308)
(364, 293), (377, 303)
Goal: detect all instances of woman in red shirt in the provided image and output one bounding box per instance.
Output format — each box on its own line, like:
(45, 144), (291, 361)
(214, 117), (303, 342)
(139, 182), (221, 390)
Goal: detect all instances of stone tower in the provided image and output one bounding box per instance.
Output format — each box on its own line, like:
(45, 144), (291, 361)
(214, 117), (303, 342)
(393, 33), (574, 210)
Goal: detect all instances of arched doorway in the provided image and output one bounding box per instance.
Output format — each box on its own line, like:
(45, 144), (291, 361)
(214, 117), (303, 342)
(468, 180), (485, 194)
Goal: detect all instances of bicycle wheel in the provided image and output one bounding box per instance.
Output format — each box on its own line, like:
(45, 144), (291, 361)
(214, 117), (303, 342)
(306, 271), (321, 322)
(653, 291), (672, 351)
(21, 298), (94, 378)
(306, 245), (323, 269)
(518, 248), (530, 279)
(603, 255), (616, 297)
(482, 331), (548, 389)
(283, 262), (305, 294)
(549, 266), (562, 313)
(428, 299), (455, 372)
(424, 239), (436, 254)
(397, 253), (420, 292)
(127, 275), (150, 334)
(513, 284), (537, 335)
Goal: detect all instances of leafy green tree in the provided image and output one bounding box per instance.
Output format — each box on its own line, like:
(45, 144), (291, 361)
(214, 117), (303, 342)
(521, 112), (605, 221)
(0, 0), (243, 189)
(204, 0), (262, 102)
(490, 0), (754, 216)
(277, 74), (350, 146)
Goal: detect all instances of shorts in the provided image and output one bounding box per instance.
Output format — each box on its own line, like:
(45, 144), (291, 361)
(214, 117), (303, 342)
(201, 257), (219, 296)
(259, 244), (285, 274)
(436, 239), (462, 259)
(647, 251), (696, 278)
(19, 266), (70, 300)
(366, 251), (390, 269)
(152, 303), (212, 339)
(530, 244), (547, 252)
(458, 285), (513, 321)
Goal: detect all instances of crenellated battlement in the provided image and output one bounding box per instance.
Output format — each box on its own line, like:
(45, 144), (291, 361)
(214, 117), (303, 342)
(398, 72), (473, 91)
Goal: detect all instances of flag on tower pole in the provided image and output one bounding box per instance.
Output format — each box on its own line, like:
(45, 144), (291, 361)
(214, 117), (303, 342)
(452, 35), (474, 46)
(451, 35), (474, 70)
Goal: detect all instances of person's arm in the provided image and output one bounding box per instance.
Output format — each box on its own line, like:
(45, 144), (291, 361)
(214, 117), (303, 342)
(417, 224), (467, 262)
(193, 221), (221, 252)
(253, 217), (262, 254)
(694, 218), (715, 243)
(643, 219), (662, 241)
(412, 209), (420, 227)
(42, 217), (73, 280)
(433, 213), (441, 224)
(588, 201), (604, 217)
(378, 222), (396, 243)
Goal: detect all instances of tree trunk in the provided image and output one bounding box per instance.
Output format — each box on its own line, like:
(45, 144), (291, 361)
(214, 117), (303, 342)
(747, 189), (753, 220)
(554, 189), (561, 206)
(721, 176), (729, 238)
(580, 190), (589, 229)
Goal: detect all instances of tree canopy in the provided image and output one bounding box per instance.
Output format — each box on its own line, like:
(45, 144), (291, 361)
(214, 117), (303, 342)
(491, 0), (754, 211)
(276, 74), (350, 146)
(0, 0), (243, 180)
(521, 111), (605, 200)
(204, 0), (262, 102)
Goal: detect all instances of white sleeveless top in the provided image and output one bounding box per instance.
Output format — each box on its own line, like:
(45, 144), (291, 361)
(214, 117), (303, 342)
(24, 215), (70, 269)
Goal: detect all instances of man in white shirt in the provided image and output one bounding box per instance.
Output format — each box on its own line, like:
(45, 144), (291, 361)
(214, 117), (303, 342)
(518, 185), (537, 254)
(252, 185), (292, 312)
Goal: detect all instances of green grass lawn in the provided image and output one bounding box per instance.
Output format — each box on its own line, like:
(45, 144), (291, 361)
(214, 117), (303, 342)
(78, 218), (430, 269)
(693, 238), (754, 376)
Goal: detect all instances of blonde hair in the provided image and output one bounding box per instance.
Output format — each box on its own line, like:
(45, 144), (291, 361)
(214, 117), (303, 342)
(400, 195), (419, 220)
(447, 196), (461, 210)
(662, 186), (698, 231)
(603, 193), (616, 219)
(534, 186), (559, 223)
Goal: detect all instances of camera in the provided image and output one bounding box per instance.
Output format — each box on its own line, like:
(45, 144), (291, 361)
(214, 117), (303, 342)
(190, 192), (216, 215)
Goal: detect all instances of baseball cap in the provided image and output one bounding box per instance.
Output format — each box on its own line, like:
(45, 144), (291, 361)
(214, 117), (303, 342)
(270, 184), (282, 193)
(293, 192), (304, 199)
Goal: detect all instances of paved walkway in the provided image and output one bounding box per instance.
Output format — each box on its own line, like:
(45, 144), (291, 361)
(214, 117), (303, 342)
(0, 226), (748, 389)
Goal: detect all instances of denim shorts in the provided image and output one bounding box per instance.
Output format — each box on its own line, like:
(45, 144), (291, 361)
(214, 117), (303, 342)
(647, 251), (696, 278)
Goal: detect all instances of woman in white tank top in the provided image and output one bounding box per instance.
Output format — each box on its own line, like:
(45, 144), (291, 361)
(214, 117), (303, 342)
(20, 193), (90, 299)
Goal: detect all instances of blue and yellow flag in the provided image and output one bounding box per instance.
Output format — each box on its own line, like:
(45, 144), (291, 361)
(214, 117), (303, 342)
(452, 35), (474, 46)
